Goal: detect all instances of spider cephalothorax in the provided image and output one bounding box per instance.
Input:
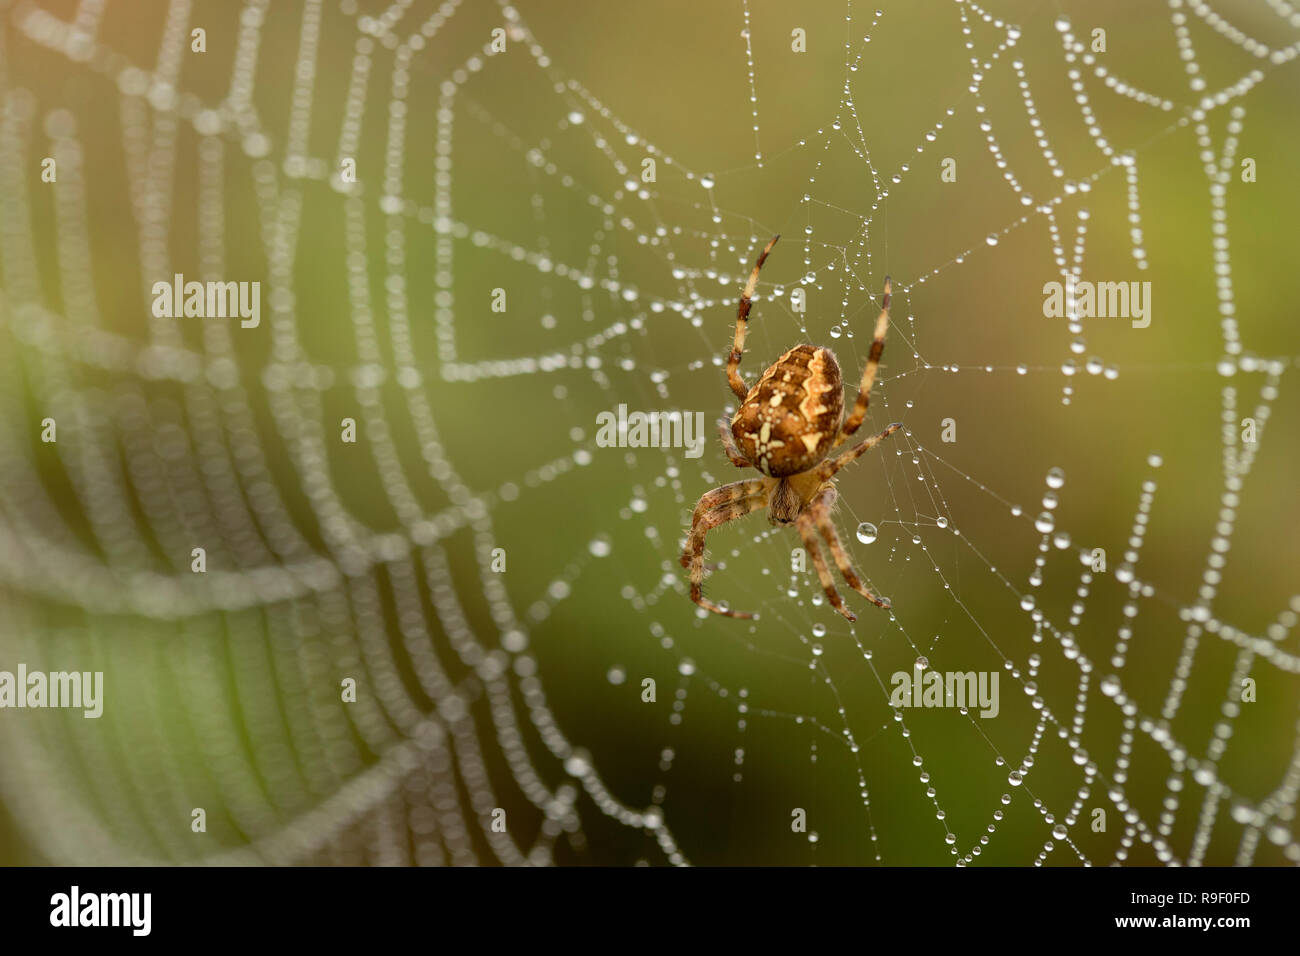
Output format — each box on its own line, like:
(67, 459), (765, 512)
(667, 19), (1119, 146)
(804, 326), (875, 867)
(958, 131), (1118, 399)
(680, 235), (902, 621)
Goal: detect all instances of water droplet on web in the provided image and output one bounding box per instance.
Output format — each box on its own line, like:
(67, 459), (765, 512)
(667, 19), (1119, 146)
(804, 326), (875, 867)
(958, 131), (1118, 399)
(1045, 466), (1065, 489)
(829, 326), (842, 339)
(1034, 511), (1055, 533)
(915, 656), (929, 670)
(699, 175), (715, 190)
(678, 659), (696, 676)
(1052, 824), (1068, 840)
(811, 644), (824, 657)
(588, 538), (611, 557)
(606, 665), (626, 685)
(985, 234), (999, 246)
(856, 522), (878, 544)
(1148, 453), (1163, 468)
(567, 110), (585, 125)
(812, 622), (826, 638)
(565, 752), (590, 776)
(936, 516), (949, 529)
(1008, 770), (1024, 786)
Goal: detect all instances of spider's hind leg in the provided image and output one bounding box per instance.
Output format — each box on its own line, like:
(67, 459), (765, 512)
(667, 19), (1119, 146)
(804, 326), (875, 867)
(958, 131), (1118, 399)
(718, 417), (751, 468)
(727, 234), (780, 401)
(835, 275), (892, 448)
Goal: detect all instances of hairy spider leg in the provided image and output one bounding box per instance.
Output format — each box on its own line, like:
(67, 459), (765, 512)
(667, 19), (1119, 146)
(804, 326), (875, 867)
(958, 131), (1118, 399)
(816, 422), (904, 481)
(717, 417), (751, 467)
(836, 275), (892, 448)
(809, 485), (889, 609)
(682, 479), (771, 618)
(727, 234), (781, 402)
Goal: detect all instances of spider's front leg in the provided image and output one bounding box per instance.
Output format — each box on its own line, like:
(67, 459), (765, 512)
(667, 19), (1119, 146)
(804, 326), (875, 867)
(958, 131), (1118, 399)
(808, 486), (890, 610)
(681, 478), (769, 618)
(795, 510), (856, 622)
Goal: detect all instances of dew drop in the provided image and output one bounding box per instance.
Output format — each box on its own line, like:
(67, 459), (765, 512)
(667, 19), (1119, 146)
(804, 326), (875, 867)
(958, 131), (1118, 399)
(985, 233), (999, 246)
(856, 522), (878, 544)
(567, 111), (585, 125)
(1045, 466), (1065, 489)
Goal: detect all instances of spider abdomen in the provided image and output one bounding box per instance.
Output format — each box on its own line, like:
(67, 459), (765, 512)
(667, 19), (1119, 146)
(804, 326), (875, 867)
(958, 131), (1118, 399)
(732, 344), (844, 478)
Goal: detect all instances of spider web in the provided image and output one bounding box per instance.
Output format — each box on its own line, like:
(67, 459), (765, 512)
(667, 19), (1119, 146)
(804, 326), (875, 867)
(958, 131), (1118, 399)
(1, 0), (1298, 867)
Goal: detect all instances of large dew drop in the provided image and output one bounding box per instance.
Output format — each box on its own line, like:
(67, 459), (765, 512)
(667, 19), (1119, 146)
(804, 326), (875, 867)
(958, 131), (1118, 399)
(856, 522), (878, 544)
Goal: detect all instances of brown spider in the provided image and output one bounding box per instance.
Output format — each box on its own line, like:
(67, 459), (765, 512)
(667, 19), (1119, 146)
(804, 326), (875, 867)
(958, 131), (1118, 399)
(680, 235), (902, 622)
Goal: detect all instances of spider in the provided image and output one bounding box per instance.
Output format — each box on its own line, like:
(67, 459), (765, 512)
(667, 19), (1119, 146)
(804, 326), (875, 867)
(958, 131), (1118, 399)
(680, 235), (903, 622)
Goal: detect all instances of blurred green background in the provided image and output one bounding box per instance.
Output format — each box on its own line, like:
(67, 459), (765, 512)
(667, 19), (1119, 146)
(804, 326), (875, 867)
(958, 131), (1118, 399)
(1, 0), (1298, 866)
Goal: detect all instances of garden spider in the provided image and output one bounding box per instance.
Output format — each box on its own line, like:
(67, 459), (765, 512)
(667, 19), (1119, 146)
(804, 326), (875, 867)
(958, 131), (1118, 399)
(680, 235), (903, 622)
